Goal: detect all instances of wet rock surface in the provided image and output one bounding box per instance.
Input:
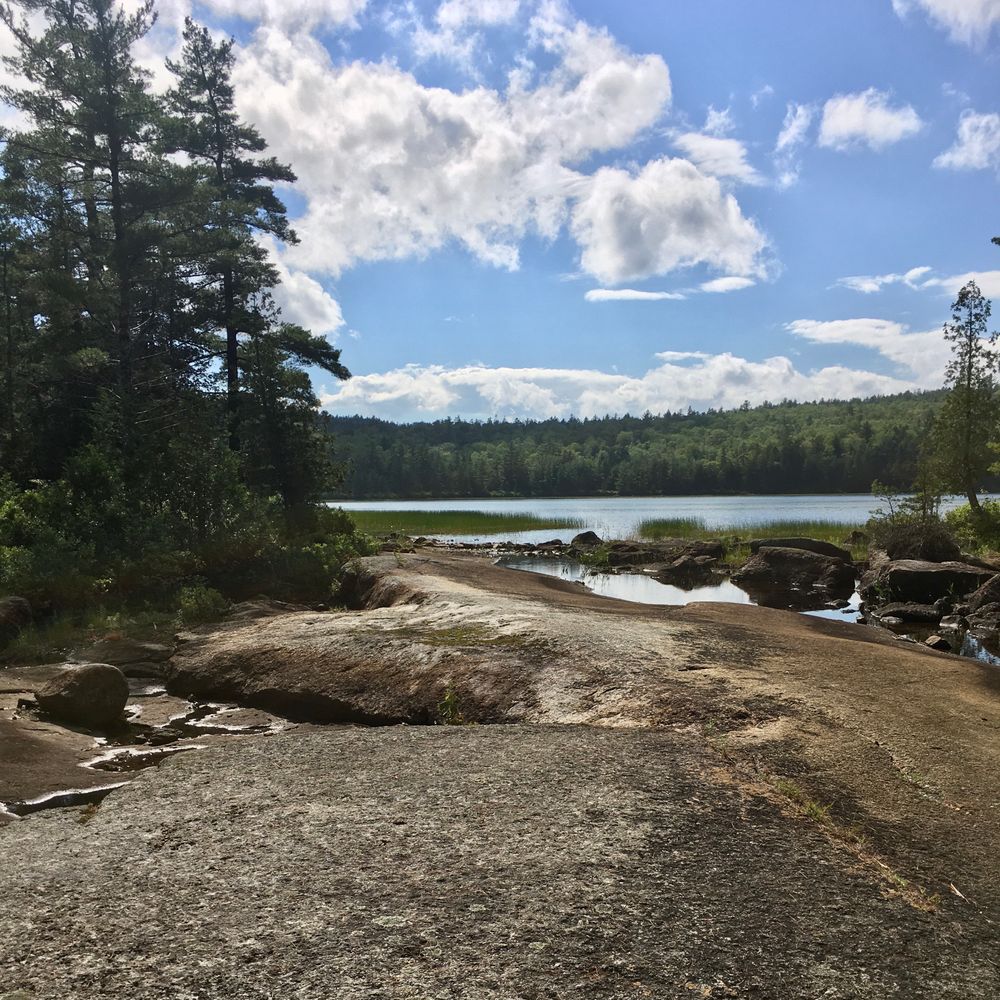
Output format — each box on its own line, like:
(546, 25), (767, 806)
(1, 725), (997, 999)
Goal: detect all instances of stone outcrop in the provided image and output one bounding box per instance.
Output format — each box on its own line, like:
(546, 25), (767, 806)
(732, 546), (855, 606)
(860, 559), (993, 605)
(604, 539), (724, 567)
(36, 663), (129, 728)
(868, 602), (942, 624)
(967, 574), (1000, 612)
(747, 537), (853, 563)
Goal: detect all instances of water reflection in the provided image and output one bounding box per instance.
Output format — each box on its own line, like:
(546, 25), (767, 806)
(498, 556), (752, 606)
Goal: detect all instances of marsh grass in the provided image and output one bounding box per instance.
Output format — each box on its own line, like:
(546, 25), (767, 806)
(347, 509), (583, 537)
(636, 517), (867, 562)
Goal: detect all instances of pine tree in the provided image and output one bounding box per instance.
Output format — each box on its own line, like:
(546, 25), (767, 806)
(931, 280), (998, 512)
(165, 18), (297, 450)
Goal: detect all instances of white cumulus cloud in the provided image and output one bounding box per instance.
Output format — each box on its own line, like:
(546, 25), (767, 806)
(818, 88), (923, 152)
(893, 0), (1000, 46)
(786, 317), (948, 384)
(570, 157), (769, 284)
(264, 239), (346, 339)
(320, 353), (919, 421)
(934, 110), (1000, 170)
(233, 11), (686, 283)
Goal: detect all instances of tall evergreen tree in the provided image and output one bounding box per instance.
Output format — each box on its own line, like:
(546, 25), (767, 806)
(930, 280), (997, 512)
(165, 18), (297, 450)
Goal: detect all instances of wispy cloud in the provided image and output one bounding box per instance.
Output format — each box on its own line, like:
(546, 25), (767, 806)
(585, 288), (685, 302)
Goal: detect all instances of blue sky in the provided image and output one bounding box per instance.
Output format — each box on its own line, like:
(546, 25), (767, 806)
(123, 0), (1000, 418)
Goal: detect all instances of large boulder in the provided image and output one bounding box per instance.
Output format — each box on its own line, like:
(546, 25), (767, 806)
(570, 530), (602, 548)
(747, 537), (853, 563)
(967, 574), (1000, 612)
(860, 560), (993, 605)
(36, 663), (129, 728)
(868, 602), (941, 624)
(651, 554), (721, 587)
(70, 637), (173, 667)
(605, 539), (724, 567)
(0, 596), (32, 648)
(732, 546), (856, 606)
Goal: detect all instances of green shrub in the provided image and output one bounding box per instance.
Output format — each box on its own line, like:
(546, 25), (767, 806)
(866, 481), (960, 561)
(177, 584), (231, 624)
(945, 500), (1000, 552)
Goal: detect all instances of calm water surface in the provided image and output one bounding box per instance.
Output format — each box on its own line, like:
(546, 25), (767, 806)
(334, 494), (973, 544)
(498, 555), (863, 620)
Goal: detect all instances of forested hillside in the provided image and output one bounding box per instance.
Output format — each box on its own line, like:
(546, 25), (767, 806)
(324, 391), (966, 498)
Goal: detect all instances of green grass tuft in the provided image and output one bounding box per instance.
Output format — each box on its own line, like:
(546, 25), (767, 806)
(347, 509), (582, 537)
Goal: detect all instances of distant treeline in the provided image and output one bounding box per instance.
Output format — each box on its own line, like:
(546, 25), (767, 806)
(323, 391), (992, 498)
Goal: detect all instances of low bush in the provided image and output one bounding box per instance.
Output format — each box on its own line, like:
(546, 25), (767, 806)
(177, 584), (231, 625)
(866, 481), (960, 561)
(944, 500), (1000, 553)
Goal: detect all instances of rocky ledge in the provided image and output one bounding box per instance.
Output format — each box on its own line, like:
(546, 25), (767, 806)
(2, 550), (1000, 997)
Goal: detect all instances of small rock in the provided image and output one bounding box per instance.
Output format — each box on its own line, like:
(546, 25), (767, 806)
(571, 530), (602, 547)
(36, 663), (129, 728)
(925, 635), (951, 652)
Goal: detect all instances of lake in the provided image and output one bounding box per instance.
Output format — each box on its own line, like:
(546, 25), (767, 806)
(332, 494), (973, 544)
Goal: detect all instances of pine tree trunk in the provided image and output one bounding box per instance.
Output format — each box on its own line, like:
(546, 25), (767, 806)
(224, 265), (239, 451)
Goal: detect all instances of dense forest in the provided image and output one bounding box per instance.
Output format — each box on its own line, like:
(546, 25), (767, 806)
(324, 390), (974, 498)
(0, 1), (369, 614)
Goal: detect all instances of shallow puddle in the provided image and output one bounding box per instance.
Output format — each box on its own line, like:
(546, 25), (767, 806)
(3, 782), (128, 817)
(83, 744), (207, 772)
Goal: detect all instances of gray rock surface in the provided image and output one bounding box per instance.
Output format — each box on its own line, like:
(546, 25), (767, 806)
(36, 663), (129, 728)
(732, 545), (855, 601)
(870, 602), (942, 624)
(0, 725), (995, 999)
(748, 536), (853, 562)
(861, 559), (993, 604)
(967, 573), (1000, 612)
